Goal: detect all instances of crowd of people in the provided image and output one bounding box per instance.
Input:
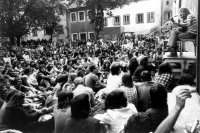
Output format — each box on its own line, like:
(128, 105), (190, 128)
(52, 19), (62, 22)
(0, 33), (195, 133)
(0, 6), (198, 133)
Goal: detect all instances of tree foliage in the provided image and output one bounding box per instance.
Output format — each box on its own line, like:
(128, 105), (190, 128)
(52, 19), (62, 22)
(0, 0), (68, 45)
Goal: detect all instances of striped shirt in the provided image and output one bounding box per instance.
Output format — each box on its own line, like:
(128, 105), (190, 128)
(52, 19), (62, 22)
(185, 14), (197, 34)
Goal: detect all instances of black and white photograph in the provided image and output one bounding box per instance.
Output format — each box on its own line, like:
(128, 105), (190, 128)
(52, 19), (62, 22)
(0, 0), (199, 133)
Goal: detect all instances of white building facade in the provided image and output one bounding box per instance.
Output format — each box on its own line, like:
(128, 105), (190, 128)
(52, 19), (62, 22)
(103, 0), (173, 35)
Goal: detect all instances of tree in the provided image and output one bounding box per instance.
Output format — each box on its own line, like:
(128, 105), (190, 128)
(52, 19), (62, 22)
(0, 0), (69, 46)
(84, 0), (139, 39)
(42, 0), (68, 43)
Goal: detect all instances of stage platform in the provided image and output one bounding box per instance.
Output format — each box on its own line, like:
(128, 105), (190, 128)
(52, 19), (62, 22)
(163, 52), (196, 60)
(163, 52), (196, 78)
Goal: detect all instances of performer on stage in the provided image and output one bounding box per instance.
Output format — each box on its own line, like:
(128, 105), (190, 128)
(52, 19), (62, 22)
(165, 8), (197, 57)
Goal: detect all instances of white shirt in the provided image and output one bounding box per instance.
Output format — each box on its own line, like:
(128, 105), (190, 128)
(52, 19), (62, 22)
(106, 74), (122, 93)
(94, 103), (138, 133)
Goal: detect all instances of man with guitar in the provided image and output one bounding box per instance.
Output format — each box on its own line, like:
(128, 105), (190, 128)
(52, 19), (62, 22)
(165, 8), (197, 57)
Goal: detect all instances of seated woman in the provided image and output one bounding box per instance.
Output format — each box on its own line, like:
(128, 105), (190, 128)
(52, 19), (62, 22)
(94, 89), (138, 133)
(165, 7), (197, 57)
(101, 60), (111, 72)
(146, 83), (168, 130)
(1, 92), (46, 132)
(119, 74), (138, 107)
(133, 56), (149, 82)
(128, 57), (139, 77)
(153, 62), (176, 92)
(54, 91), (73, 133)
(63, 93), (102, 133)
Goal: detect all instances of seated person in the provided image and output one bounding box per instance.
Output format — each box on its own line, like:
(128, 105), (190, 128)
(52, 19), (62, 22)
(106, 62), (122, 93)
(123, 89), (191, 133)
(63, 93), (102, 133)
(53, 91), (73, 133)
(2, 92), (49, 133)
(123, 112), (155, 133)
(133, 56), (149, 82)
(146, 83), (168, 130)
(84, 65), (106, 93)
(73, 77), (95, 107)
(136, 71), (154, 112)
(119, 74), (138, 107)
(154, 62), (176, 92)
(94, 89), (138, 133)
(165, 8), (197, 57)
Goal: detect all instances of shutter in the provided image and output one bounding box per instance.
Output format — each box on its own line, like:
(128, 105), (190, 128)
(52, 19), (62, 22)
(136, 14), (138, 24)
(147, 13), (150, 22)
(112, 17), (115, 26)
(119, 16), (121, 25)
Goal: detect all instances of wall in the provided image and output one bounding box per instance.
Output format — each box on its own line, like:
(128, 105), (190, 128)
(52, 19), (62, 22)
(70, 8), (94, 33)
(181, 0), (198, 17)
(104, 0), (163, 34)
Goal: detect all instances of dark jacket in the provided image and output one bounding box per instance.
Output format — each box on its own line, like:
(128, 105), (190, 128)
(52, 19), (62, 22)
(2, 105), (42, 131)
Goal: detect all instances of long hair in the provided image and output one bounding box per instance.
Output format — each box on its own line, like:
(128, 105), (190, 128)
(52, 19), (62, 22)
(179, 7), (190, 20)
(5, 89), (19, 102)
(6, 92), (25, 107)
(150, 83), (167, 109)
(57, 91), (73, 109)
(158, 62), (172, 75)
(71, 93), (91, 118)
(128, 57), (139, 76)
(105, 89), (127, 110)
(140, 56), (148, 67)
(122, 74), (134, 88)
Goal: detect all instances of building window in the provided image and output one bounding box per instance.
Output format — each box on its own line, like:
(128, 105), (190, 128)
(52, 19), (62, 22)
(114, 16), (120, 26)
(78, 11), (85, 22)
(32, 30), (37, 36)
(87, 10), (91, 20)
(71, 12), (77, 23)
(147, 12), (155, 23)
(88, 32), (95, 40)
(57, 25), (64, 34)
(166, 1), (169, 5)
(104, 18), (108, 26)
(123, 14), (130, 25)
(72, 33), (78, 41)
(136, 13), (144, 23)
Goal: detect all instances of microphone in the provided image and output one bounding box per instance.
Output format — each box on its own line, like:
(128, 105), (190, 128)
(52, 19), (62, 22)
(169, 15), (178, 22)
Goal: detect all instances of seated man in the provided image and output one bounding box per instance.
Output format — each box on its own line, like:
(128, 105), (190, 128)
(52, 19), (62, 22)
(135, 71), (154, 112)
(165, 7), (197, 57)
(84, 65), (106, 93)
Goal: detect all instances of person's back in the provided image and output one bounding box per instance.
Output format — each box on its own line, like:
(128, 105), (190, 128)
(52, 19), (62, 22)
(54, 107), (71, 133)
(63, 116), (101, 133)
(136, 81), (154, 112)
(85, 73), (98, 91)
(63, 93), (101, 133)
